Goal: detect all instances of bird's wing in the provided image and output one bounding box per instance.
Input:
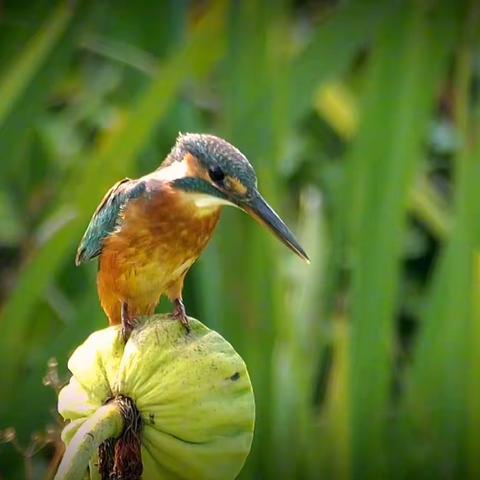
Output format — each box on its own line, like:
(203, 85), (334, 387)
(75, 178), (147, 265)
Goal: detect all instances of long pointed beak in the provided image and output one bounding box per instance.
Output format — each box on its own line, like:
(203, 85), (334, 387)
(243, 193), (310, 263)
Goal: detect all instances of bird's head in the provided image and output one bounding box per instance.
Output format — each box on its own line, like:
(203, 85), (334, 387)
(164, 133), (309, 262)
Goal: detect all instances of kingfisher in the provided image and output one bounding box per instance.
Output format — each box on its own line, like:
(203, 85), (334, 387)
(76, 133), (309, 340)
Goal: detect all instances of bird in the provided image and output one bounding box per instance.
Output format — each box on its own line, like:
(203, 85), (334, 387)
(75, 133), (309, 341)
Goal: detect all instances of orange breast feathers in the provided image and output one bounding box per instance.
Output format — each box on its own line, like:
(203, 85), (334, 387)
(97, 184), (221, 325)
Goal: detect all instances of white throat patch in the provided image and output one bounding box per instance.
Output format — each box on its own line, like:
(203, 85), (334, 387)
(189, 193), (235, 209)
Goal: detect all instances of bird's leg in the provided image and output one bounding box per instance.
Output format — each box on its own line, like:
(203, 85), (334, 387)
(173, 298), (190, 333)
(121, 302), (136, 342)
(167, 275), (190, 333)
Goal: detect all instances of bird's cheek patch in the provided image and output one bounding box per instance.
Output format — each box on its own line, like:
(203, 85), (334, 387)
(184, 153), (210, 181)
(226, 176), (248, 196)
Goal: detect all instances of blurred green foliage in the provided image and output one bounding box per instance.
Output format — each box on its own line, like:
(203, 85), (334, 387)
(0, 0), (479, 479)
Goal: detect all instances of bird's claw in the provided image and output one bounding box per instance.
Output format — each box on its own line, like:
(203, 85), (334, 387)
(121, 325), (132, 343)
(121, 302), (137, 342)
(173, 299), (190, 334)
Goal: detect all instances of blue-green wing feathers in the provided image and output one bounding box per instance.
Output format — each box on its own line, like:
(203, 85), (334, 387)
(75, 178), (147, 265)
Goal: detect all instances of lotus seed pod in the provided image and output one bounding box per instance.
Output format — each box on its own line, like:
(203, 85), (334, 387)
(58, 315), (255, 480)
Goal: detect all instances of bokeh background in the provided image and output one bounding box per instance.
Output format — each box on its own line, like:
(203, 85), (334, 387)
(1, 0), (479, 478)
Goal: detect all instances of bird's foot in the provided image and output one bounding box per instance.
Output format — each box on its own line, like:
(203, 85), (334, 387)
(173, 299), (190, 334)
(121, 302), (137, 343)
(121, 325), (133, 343)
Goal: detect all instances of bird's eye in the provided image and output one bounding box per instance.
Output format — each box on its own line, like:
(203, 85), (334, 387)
(208, 166), (225, 183)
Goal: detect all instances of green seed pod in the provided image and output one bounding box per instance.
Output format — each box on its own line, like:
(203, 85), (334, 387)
(57, 315), (255, 480)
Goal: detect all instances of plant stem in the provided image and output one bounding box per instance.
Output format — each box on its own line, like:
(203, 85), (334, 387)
(54, 403), (124, 480)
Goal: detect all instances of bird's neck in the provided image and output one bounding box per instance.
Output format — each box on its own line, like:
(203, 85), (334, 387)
(153, 158), (192, 182)
(147, 159), (231, 215)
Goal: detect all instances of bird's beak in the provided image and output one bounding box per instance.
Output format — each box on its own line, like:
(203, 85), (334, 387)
(242, 192), (310, 263)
